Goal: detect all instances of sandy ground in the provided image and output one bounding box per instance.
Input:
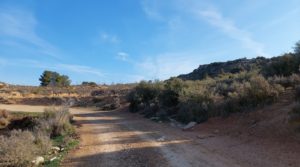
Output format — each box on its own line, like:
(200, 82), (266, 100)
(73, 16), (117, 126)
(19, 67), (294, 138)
(1, 103), (300, 167)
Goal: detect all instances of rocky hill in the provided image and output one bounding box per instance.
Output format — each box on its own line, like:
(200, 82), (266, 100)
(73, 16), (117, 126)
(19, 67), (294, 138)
(178, 57), (270, 80)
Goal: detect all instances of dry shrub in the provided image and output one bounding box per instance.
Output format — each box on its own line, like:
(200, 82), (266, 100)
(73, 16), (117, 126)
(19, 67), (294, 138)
(246, 75), (279, 105)
(0, 110), (9, 128)
(40, 106), (74, 137)
(0, 110), (9, 119)
(268, 74), (300, 88)
(0, 118), (9, 127)
(0, 131), (51, 166)
(33, 130), (52, 155)
(0, 130), (38, 167)
(0, 106), (75, 166)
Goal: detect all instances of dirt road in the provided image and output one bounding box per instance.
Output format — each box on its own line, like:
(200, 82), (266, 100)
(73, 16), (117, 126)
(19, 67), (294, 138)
(1, 104), (300, 167)
(62, 108), (240, 167)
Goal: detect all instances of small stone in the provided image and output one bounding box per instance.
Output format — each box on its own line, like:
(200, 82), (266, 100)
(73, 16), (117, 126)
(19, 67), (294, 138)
(50, 157), (57, 162)
(52, 146), (60, 151)
(182, 122), (197, 130)
(32, 156), (44, 166)
(157, 136), (166, 142)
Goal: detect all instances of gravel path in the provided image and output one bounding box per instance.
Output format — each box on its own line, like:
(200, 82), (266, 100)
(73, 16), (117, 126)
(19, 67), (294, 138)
(62, 108), (240, 167)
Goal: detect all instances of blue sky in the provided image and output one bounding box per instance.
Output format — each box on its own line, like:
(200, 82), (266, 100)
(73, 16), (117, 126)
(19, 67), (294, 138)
(0, 0), (300, 85)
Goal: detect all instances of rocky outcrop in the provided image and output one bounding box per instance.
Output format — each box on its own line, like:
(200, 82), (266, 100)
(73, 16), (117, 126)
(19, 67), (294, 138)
(178, 57), (269, 80)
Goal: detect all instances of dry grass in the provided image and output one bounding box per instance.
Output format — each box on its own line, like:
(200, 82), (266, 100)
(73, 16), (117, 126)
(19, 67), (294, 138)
(40, 106), (74, 137)
(0, 130), (39, 167)
(0, 106), (75, 167)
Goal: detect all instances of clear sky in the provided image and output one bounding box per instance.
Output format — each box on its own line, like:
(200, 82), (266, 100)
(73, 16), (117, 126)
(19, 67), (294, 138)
(0, 0), (300, 85)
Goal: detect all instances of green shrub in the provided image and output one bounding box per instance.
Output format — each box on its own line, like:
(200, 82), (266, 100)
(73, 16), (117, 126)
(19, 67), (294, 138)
(177, 92), (213, 123)
(81, 81), (97, 87)
(158, 78), (185, 108)
(263, 53), (300, 77)
(127, 80), (163, 112)
(128, 74), (281, 123)
(220, 75), (280, 115)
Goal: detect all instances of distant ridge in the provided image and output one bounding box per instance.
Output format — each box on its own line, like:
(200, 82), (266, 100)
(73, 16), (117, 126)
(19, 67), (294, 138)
(178, 57), (270, 80)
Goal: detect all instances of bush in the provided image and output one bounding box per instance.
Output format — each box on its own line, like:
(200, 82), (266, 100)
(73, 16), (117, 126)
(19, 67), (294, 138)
(127, 80), (163, 112)
(268, 74), (300, 88)
(0, 130), (52, 166)
(34, 130), (52, 155)
(0, 106), (76, 167)
(40, 107), (74, 137)
(0, 110), (9, 119)
(82, 81), (97, 87)
(263, 53), (300, 77)
(159, 78), (186, 108)
(177, 94), (212, 123)
(128, 74), (281, 123)
(0, 110), (9, 128)
(0, 118), (9, 127)
(0, 130), (38, 167)
(244, 75), (279, 106)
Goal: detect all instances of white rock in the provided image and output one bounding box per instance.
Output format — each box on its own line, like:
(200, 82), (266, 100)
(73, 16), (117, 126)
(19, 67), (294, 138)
(52, 146), (60, 151)
(32, 156), (44, 166)
(157, 136), (166, 142)
(50, 157), (57, 162)
(182, 122), (197, 130)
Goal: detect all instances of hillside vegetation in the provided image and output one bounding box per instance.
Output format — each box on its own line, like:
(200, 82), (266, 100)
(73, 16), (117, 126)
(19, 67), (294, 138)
(128, 41), (300, 126)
